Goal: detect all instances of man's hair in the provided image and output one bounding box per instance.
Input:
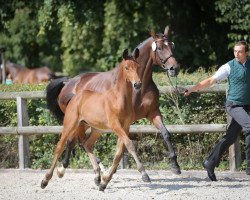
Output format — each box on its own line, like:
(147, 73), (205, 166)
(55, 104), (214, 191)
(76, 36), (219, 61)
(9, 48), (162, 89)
(235, 41), (249, 52)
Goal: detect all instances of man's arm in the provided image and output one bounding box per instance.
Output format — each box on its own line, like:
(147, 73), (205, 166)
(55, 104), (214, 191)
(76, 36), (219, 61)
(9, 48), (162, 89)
(184, 76), (217, 96)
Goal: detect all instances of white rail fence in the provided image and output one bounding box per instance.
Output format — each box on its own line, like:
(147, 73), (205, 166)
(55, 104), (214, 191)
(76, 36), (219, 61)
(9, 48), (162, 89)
(0, 84), (241, 171)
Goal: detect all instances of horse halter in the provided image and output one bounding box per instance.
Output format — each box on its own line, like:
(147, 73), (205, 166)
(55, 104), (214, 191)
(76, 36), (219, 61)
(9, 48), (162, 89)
(152, 39), (175, 71)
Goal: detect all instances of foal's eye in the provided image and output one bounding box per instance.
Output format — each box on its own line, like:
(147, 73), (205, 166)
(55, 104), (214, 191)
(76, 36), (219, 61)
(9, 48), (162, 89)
(125, 65), (129, 70)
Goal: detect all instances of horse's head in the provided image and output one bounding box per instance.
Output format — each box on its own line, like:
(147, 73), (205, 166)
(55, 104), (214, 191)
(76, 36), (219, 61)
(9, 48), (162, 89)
(37, 67), (55, 82)
(122, 48), (141, 91)
(150, 26), (180, 77)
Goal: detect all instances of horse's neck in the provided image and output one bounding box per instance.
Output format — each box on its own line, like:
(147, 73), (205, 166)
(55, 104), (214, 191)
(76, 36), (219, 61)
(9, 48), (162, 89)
(137, 46), (154, 91)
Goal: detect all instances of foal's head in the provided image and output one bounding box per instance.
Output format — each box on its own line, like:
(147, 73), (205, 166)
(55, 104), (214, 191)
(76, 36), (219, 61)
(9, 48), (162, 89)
(150, 26), (180, 77)
(121, 48), (141, 91)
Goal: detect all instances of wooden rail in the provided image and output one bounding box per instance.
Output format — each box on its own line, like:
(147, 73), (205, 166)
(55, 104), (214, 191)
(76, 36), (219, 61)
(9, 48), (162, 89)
(0, 84), (241, 171)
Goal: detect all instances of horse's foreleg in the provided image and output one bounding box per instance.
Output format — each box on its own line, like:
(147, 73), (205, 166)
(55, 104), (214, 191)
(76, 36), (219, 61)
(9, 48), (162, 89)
(150, 113), (181, 174)
(100, 138), (125, 190)
(82, 129), (102, 186)
(123, 137), (150, 182)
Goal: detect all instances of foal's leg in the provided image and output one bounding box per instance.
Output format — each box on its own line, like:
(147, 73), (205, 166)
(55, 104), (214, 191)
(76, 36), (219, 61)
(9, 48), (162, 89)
(81, 129), (102, 186)
(149, 110), (181, 174)
(99, 126), (150, 191)
(82, 128), (105, 172)
(57, 125), (88, 178)
(101, 138), (125, 185)
(41, 116), (79, 189)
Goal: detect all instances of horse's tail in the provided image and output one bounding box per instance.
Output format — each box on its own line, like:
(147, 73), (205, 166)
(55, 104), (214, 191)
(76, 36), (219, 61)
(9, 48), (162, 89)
(46, 77), (68, 123)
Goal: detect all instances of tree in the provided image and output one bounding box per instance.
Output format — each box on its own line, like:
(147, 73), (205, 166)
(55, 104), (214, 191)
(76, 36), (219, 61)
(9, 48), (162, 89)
(215, 0), (250, 49)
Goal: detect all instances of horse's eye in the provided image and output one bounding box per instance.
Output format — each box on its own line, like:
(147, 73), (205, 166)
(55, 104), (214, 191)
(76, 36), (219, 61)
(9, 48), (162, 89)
(157, 47), (162, 51)
(125, 65), (129, 70)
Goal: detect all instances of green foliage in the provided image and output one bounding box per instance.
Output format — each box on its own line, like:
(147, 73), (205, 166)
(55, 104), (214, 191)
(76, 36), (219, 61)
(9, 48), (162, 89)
(1, 1), (249, 76)
(215, 0), (250, 47)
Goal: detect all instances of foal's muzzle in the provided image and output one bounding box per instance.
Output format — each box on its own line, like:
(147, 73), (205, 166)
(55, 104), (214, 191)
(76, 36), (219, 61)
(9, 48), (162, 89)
(133, 82), (142, 90)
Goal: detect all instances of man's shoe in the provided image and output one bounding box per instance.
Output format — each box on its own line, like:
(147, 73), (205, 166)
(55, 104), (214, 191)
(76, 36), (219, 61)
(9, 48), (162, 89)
(203, 160), (217, 181)
(246, 167), (250, 175)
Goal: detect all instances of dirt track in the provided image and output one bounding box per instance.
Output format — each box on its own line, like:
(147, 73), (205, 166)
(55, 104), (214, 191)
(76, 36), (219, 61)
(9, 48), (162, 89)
(0, 169), (249, 200)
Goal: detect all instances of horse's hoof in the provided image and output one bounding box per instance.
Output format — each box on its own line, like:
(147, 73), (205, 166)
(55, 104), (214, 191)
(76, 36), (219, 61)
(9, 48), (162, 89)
(99, 184), (106, 191)
(57, 166), (65, 178)
(41, 180), (48, 189)
(171, 166), (181, 175)
(142, 173), (151, 182)
(94, 176), (101, 186)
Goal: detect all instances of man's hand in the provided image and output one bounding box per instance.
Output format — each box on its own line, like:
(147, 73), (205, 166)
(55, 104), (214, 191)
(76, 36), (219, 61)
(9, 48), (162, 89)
(184, 89), (191, 96)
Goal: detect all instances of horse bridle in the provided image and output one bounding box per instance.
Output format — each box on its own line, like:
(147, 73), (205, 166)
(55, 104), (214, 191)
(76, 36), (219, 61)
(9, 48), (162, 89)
(153, 39), (175, 71)
(153, 39), (180, 93)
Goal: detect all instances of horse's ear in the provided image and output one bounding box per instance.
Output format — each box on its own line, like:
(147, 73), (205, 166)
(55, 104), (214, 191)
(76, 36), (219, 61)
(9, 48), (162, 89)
(164, 26), (170, 36)
(122, 49), (129, 60)
(134, 48), (140, 59)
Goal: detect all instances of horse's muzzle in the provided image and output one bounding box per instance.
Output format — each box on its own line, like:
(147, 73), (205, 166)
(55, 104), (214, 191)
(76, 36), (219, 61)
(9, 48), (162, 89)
(133, 82), (142, 90)
(167, 65), (180, 77)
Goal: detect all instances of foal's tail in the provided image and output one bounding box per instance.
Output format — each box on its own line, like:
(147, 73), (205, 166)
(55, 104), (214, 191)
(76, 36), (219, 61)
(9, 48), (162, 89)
(46, 77), (68, 123)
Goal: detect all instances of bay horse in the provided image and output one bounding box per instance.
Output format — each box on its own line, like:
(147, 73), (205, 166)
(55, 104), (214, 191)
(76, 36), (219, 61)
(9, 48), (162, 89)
(4, 62), (54, 84)
(41, 49), (148, 191)
(46, 26), (181, 181)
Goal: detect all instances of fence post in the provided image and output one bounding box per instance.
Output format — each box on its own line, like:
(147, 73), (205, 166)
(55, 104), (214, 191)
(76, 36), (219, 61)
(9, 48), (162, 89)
(17, 97), (30, 169)
(0, 47), (6, 84)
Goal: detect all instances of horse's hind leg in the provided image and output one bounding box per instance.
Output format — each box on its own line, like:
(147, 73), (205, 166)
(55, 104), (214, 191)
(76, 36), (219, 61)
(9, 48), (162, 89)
(150, 113), (181, 174)
(41, 113), (79, 189)
(57, 137), (77, 178)
(83, 129), (105, 172)
(57, 125), (88, 178)
(41, 132), (69, 189)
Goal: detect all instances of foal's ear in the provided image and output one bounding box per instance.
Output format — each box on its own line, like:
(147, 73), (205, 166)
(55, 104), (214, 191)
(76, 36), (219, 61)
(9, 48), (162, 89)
(122, 49), (129, 60)
(134, 48), (140, 59)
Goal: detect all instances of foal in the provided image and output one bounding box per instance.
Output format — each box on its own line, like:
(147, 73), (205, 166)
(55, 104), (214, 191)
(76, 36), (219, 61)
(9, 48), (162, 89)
(41, 49), (150, 191)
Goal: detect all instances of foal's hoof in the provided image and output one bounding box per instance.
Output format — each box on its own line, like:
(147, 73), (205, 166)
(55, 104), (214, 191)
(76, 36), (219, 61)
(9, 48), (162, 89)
(99, 184), (106, 191)
(94, 176), (101, 186)
(41, 180), (48, 189)
(171, 166), (181, 175)
(142, 173), (151, 182)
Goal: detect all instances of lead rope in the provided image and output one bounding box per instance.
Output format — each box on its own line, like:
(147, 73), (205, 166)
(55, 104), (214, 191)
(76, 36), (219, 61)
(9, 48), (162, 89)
(166, 71), (186, 125)
(166, 71), (179, 94)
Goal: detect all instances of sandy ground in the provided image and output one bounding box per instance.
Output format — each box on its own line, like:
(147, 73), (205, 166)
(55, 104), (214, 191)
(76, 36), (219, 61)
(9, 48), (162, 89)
(0, 169), (249, 200)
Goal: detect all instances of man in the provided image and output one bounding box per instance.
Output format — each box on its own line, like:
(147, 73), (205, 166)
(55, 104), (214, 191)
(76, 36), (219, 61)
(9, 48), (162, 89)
(184, 41), (250, 181)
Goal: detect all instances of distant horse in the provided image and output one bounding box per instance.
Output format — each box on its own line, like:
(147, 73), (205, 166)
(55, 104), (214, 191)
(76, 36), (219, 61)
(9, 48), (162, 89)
(41, 49), (148, 191)
(46, 26), (181, 181)
(5, 62), (54, 84)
